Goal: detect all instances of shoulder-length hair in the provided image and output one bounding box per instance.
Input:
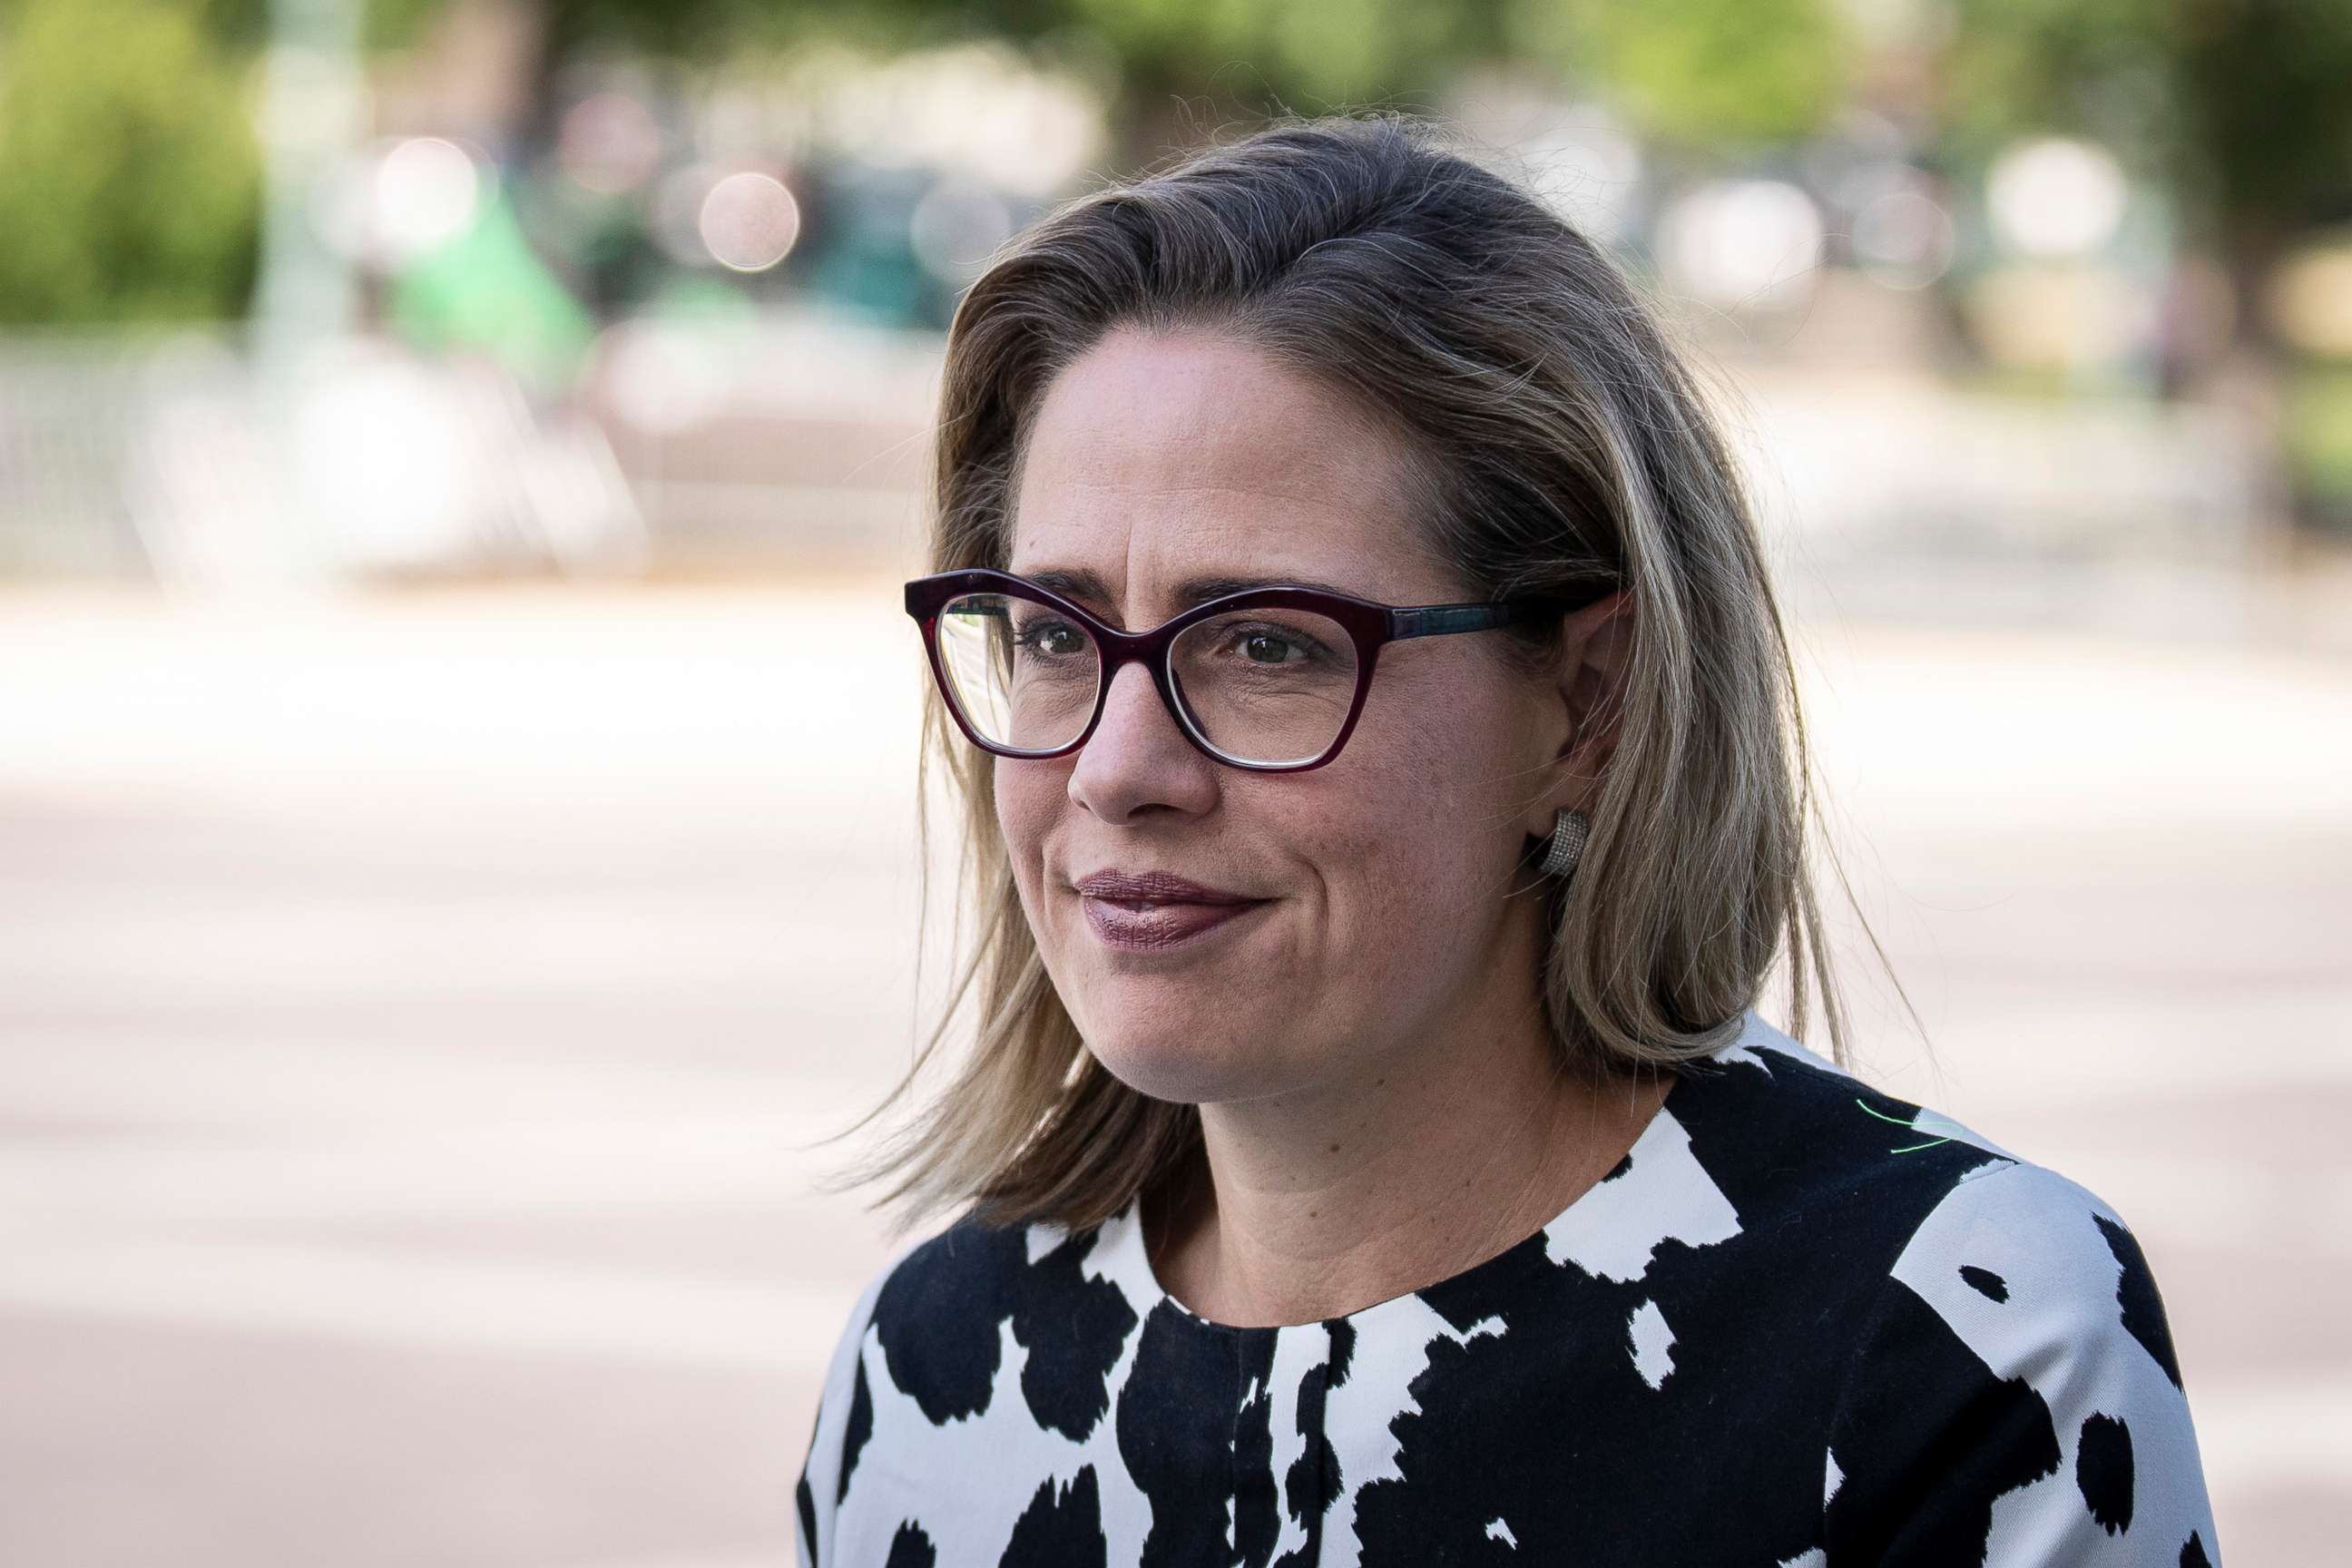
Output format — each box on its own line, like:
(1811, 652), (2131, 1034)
(820, 111), (1910, 1237)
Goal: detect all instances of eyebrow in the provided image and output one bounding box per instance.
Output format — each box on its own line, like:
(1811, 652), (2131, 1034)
(1018, 566), (1367, 617)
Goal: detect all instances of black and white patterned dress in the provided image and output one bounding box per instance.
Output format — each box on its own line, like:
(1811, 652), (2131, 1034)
(794, 1011), (2220, 1565)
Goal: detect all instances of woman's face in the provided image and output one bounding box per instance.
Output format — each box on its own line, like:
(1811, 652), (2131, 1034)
(996, 327), (1569, 1106)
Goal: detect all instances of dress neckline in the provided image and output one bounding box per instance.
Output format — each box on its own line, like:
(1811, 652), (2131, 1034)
(1091, 1036), (1722, 1338)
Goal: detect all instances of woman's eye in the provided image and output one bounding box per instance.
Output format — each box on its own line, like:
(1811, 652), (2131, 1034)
(1240, 632), (1297, 664)
(1225, 626), (1322, 665)
(1014, 622), (1084, 657)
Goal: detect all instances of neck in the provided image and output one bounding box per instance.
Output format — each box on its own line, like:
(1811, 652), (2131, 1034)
(1144, 975), (1675, 1329)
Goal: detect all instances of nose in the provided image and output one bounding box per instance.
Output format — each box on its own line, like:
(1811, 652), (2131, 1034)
(1066, 660), (1219, 822)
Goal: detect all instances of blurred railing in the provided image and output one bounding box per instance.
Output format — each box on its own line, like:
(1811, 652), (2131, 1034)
(0, 328), (646, 588)
(1721, 368), (2273, 564)
(0, 333), (174, 577)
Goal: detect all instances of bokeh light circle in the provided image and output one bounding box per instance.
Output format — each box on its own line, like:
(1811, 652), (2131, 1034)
(697, 172), (801, 272)
(1987, 138), (2128, 260)
(373, 137), (481, 262)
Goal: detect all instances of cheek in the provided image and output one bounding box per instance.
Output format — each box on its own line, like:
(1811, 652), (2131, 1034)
(1320, 767), (1478, 929)
(997, 761), (1054, 860)
(1310, 696), (1520, 940)
(994, 764), (1063, 891)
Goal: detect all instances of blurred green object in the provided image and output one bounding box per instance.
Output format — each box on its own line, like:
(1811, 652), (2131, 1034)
(0, 0), (263, 324)
(1502, 0), (1849, 147)
(2287, 364), (2352, 515)
(402, 0), (1857, 172)
(1064, 0), (1853, 156)
(388, 187), (596, 396)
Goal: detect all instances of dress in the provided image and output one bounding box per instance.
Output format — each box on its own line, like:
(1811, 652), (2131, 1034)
(793, 1010), (2220, 1566)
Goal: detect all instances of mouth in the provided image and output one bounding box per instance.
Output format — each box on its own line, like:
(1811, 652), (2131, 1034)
(1078, 894), (1273, 954)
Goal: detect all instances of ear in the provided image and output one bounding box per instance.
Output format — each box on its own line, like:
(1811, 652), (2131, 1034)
(1523, 588), (1633, 838)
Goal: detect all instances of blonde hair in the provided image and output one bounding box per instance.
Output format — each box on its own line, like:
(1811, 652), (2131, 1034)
(819, 112), (1912, 1237)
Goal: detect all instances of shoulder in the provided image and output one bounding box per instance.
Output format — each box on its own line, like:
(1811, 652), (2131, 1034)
(1819, 1153), (2220, 1563)
(792, 1217), (953, 1503)
(794, 1205), (1155, 1564)
(1690, 1014), (2203, 1402)
(1671, 1017), (2229, 1563)
(1688, 1015), (2184, 1362)
(1884, 1155), (2190, 1396)
(1679, 1008), (2020, 1171)
(1861, 1149), (2201, 1483)
(1659, 1012), (2031, 1275)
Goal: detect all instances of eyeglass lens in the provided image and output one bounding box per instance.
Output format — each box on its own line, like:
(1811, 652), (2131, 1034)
(936, 593), (1361, 766)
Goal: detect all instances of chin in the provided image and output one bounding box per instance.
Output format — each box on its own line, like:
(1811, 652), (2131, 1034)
(1083, 1026), (1269, 1107)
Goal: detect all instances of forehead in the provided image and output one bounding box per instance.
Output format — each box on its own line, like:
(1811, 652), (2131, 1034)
(1007, 328), (1436, 611)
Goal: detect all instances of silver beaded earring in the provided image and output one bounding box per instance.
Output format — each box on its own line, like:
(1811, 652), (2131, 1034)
(1540, 808), (1590, 879)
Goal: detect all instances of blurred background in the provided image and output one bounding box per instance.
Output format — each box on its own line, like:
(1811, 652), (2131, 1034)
(1, 0), (2347, 1563)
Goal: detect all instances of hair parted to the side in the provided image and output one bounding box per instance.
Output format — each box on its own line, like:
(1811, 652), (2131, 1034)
(814, 110), (1919, 1240)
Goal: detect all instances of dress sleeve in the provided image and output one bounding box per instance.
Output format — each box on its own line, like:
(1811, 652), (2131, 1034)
(794, 1263), (893, 1568)
(1821, 1159), (2221, 1565)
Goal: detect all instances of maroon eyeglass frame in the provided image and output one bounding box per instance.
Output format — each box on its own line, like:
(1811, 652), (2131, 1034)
(903, 567), (1611, 772)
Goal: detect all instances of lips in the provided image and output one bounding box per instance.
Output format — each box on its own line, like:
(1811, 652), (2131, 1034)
(1071, 869), (1270, 953)
(1073, 869), (1258, 905)
(1080, 893), (1269, 952)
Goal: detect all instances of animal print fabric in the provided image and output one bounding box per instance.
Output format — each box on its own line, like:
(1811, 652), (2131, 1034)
(794, 1012), (2220, 1565)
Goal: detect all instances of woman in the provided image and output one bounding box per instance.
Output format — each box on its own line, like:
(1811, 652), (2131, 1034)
(795, 114), (2220, 1565)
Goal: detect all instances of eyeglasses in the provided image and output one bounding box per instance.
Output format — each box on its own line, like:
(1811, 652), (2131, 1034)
(903, 567), (1608, 771)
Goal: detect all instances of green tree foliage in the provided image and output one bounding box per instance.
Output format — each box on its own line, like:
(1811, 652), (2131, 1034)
(1504, 0), (1848, 149)
(896, 0), (1848, 153)
(495, 0), (1854, 159)
(1944, 0), (2352, 263)
(0, 0), (1864, 326)
(0, 0), (264, 324)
